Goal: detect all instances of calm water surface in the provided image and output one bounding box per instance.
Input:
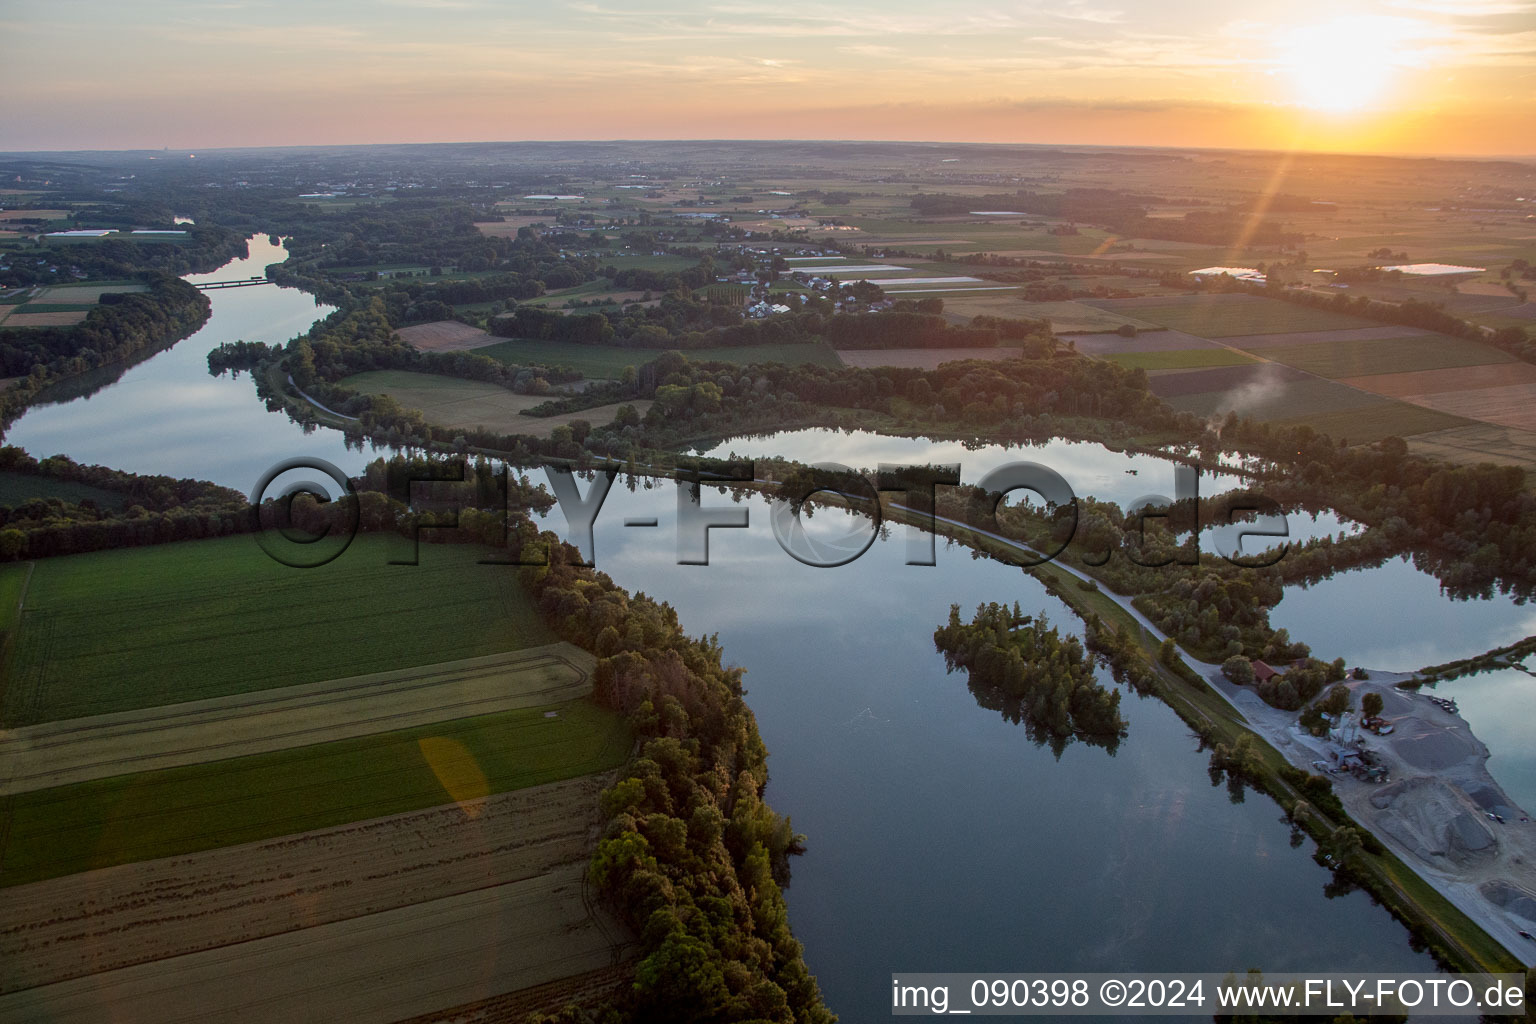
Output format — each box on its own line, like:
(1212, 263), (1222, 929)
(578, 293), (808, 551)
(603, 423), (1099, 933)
(2, 249), (1484, 1019)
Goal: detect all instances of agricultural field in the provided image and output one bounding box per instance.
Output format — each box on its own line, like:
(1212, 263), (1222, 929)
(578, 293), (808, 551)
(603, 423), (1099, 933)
(1259, 334), (1516, 378)
(0, 281), (147, 329)
(1, 535), (555, 727)
(1338, 362), (1536, 399)
(522, 281), (651, 309)
(594, 252), (702, 273)
(0, 864), (624, 1024)
(0, 698), (629, 885)
(1398, 383), (1536, 432)
(1148, 362), (1315, 400)
(37, 282), (145, 303)
(474, 215), (554, 236)
(1082, 294), (1374, 338)
(1012, 299), (1163, 333)
(0, 773), (616, 993)
(1, 644), (596, 794)
(836, 346), (1025, 370)
(0, 309), (89, 327)
(338, 369), (653, 437)
(0, 209), (67, 223)
(479, 338), (839, 377)
(1271, 403), (1475, 446)
(1407, 424), (1536, 474)
(1220, 325), (1441, 350)
(1101, 348), (1257, 371)
(394, 319), (497, 351)
(1061, 329), (1219, 356)
(1160, 373), (1380, 420)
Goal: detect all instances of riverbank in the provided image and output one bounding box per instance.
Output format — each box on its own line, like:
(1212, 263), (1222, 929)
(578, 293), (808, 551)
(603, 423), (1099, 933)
(865, 495), (1529, 973)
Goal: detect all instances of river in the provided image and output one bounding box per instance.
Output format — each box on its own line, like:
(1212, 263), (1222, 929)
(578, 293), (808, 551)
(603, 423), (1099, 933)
(4, 236), (388, 494)
(10, 241), (1513, 1019)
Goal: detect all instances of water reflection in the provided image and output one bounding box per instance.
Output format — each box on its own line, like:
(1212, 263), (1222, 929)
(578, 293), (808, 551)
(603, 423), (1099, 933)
(3, 237), (394, 491)
(543, 482), (1436, 1020)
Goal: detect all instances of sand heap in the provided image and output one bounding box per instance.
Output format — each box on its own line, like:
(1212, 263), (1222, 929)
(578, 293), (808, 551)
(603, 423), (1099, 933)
(1480, 880), (1536, 928)
(1368, 776), (1498, 868)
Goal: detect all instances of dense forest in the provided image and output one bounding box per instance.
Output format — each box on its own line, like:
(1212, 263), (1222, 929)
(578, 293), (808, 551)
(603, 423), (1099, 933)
(0, 275), (211, 427)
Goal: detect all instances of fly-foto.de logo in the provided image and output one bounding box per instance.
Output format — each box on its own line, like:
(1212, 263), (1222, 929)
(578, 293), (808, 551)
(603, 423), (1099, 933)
(248, 456), (1291, 571)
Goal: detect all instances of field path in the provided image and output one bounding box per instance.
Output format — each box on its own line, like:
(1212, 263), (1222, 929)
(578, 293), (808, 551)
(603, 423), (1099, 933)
(0, 643), (596, 795)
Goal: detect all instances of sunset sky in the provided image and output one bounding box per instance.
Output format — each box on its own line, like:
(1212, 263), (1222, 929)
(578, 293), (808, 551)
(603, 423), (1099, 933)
(2, 0), (1533, 155)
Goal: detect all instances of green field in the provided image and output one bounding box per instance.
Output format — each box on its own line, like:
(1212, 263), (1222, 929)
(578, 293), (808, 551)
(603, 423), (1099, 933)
(1261, 335), (1514, 378)
(0, 700), (630, 886)
(1163, 378), (1384, 421)
(0, 563), (28, 635)
(2, 535), (554, 727)
(481, 338), (841, 377)
(340, 370), (548, 433)
(0, 471), (127, 510)
(1015, 300), (1163, 333)
(1102, 348), (1256, 371)
(13, 303), (94, 314)
(1273, 403), (1475, 444)
(1100, 296), (1372, 338)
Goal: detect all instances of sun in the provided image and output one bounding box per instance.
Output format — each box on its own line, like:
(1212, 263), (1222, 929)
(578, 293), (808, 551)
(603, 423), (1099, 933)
(1278, 17), (1412, 114)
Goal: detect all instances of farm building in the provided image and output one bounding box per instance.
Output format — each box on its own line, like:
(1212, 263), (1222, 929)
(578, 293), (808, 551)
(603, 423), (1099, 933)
(1250, 659), (1282, 684)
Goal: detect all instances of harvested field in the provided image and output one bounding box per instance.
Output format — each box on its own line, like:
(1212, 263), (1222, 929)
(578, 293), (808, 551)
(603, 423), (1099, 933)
(473, 217), (552, 237)
(1084, 294), (1371, 338)
(1060, 329), (1217, 355)
(339, 370), (653, 438)
(1147, 362), (1313, 399)
(1407, 424), (1536, 472)
(0, 644), (595, 795)
(1102, 348), (1256, 371)
(3, 536), (554, 727)
(0, 773), (618, 993)
(37, 283), (146, 303)
(396, 320), (497, 352)
(1340, 362), (1536, 398)
(1399, 383), (1536, 432)
(0, 699), (630, 885)
(0, 311), (89, 328)
(1262, 336), (1514, 379)
(1271, 403), (1473, 445)
(835, 346), (1024, 370)
(0, 862), (623, 1024)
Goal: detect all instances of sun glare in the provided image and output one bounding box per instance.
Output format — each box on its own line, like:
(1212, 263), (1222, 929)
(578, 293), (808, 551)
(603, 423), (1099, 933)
(1280, 17), (1415, 113)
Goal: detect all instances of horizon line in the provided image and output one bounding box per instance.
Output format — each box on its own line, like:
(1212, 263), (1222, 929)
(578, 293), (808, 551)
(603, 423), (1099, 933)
(3, 137), (1534, 166)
